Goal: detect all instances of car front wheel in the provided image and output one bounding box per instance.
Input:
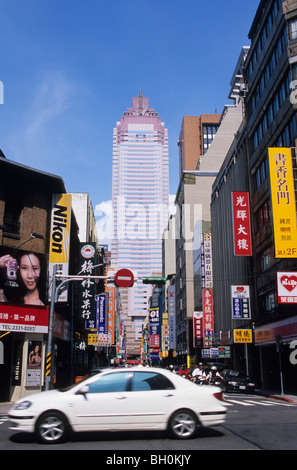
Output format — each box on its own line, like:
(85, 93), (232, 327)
(168, 409), (198, 439)
(35, 411), (69, 444)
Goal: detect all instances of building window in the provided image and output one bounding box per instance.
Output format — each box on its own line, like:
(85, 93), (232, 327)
(289, 18), (297, 41)
(3, 197), (22, 238)
(202, 125), (219, 153)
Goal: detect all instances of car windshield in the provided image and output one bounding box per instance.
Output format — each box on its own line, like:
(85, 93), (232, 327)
(227, 370), (246, 378)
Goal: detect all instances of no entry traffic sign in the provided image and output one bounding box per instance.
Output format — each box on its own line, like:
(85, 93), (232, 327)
(114, 268), (134, 288)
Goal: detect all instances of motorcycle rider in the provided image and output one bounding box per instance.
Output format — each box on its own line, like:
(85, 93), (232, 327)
(192, 363), (207, 384)
(209, 366), (225, 385)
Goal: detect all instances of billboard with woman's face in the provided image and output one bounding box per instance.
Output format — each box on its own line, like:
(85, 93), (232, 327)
(0, 248), (47, 306)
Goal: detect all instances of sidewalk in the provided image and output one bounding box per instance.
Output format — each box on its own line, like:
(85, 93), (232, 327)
(0, 390), (296, 417)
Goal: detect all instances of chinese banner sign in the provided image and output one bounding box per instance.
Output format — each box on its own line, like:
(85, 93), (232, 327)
(168, 285), (176, 349)
(231, 285), (251, 319)
(149, 307), (160, 349)
(97, 294), (107, 333)
(78, 243), (96, 325)
(106, 267), (115, 344)
(193, 311), (203, 347)
(203, 289), (214, 347)
(231, 192), (252, 256)
(268, 148), (297, 258)
(201, 233), (213, 288)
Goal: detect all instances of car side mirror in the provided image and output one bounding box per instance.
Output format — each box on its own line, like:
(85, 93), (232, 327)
(76, 385), (89, 399)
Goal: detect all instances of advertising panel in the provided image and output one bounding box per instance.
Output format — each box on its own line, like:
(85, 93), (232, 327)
(231, 192), (252, 256)
(97, 293), (107, 333)
(193, 311), (203, 347)
(48, 193), (72, 301)
(277, 272), (297, 304)
(0, 247), (48, 307)
(78, 243), (96, 326)
(0, 303), (49, 333)
(268, 148), (297, 258)
(231, 285), (251, 319)
(149, 307), (160, 349)
(234, 329), (252, 343)
(26, 339), (43, 386)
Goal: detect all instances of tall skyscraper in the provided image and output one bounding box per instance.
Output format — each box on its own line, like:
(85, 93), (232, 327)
(111, 92), (169, 357)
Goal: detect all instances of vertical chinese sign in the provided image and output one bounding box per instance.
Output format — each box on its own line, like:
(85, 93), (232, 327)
(193, 311), (203, 347)
(149, 307), (160, 349)
(168, 285), (176, 350)
(49, 194), (72, 301)
(231, 192), (252, 256)
(268, 148), (297, 258)
(106, 266), (115, 345)
(231, 285), (251, 319)
(78, 243), (96, 327)
(203, 289), (214, 347)
(201, 233), (213, 288)
(97, 293), (107, 333)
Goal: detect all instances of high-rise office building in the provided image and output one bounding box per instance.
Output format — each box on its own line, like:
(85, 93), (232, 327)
(111, 92), (169, 357)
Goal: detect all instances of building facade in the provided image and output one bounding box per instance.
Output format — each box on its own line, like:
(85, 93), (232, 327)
(0, 154), (81, 401)
(211, 0), (297, 391)
(177, 114), (221, 178)
(111, 92), (169, 357)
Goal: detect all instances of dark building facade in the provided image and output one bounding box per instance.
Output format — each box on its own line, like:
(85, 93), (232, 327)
(211, 0), (297, 392)
(0, 154), (81, 401)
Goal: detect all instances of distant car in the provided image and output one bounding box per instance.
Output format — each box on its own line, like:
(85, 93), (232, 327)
(205, 362), (226, 372)
(221, 369), (255, 393)
(8, 367), (226, 443)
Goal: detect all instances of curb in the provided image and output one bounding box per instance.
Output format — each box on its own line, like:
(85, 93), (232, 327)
(260, 393), (297, 404)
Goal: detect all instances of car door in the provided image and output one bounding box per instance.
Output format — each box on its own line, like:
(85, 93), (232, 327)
(72, 371), (131, 431)
(126, 371), (177, 429)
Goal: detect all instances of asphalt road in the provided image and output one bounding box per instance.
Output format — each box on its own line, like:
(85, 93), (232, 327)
(0, 393), (296, 452)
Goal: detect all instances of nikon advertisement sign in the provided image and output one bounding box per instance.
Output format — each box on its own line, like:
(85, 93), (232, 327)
(48, 194), (71, 302)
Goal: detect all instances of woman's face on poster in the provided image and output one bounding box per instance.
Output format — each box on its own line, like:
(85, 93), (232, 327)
(19, 254), (41, 291)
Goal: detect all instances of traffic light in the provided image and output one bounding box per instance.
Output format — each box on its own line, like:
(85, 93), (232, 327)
(142, 277), (166, 285)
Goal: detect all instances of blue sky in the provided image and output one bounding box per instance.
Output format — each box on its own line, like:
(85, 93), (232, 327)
(0, 0), (260, 242)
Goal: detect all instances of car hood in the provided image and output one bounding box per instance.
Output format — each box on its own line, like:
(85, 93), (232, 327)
(11, 389), (67, 409)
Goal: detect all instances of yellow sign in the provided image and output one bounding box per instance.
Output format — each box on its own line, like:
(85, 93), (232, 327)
(234, 329), (252, 343)
(49, 194), (72, 264)
(88, 334), (99, 345)
(268, 148), (297, 258)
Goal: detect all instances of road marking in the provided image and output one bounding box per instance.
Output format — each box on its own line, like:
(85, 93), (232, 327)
(227, 399), (254, 406)
(245, 400), (274, 406)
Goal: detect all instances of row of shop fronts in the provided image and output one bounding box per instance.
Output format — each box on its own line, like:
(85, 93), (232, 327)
(0, 154), (107, 402)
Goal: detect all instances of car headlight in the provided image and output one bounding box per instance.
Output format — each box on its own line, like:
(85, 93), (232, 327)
(13, 400), (32, 410)
(229, 381), (238, 386)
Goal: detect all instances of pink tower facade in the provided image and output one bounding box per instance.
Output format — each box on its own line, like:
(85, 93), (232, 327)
(111, 92), (169, 356)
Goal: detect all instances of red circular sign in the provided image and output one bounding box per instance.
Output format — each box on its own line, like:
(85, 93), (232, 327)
(114, 268), (134, 288)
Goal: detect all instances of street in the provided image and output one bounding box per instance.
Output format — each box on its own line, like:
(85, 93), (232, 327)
(0, 393), (296, 452)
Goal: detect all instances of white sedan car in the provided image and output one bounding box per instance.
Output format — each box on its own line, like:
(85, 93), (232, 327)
(8, 367), (226, 443)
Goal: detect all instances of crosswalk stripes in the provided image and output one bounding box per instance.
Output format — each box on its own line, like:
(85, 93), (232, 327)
(224, 396), (296, 407)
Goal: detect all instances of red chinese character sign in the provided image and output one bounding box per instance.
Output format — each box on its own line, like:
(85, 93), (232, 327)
(231, 192), (252, 256)
(203, 289), (214, 347)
